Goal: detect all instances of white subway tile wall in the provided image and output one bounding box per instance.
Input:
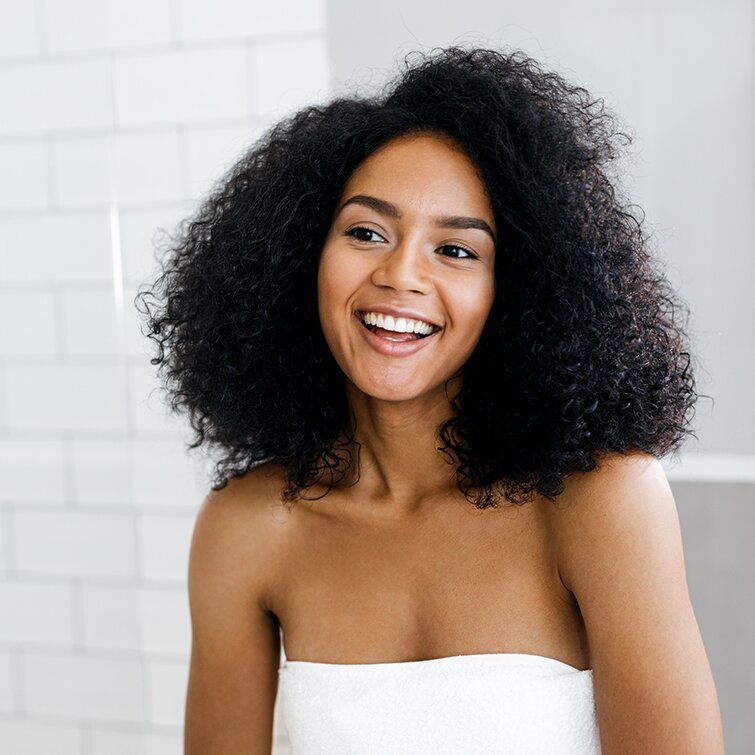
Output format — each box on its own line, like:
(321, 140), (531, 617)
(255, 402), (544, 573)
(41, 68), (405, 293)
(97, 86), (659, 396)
(0, 581), (75, 645)
(89, 727), (183, 755)
(0, 142), (49, 210)
(115, 47), (251, 126)
(0, 292), (57, 357)
(0, 214), (114, 284)
(0, 720), (82, 755)
(0, 2), (40, 61)
(0, 439), (68, 504)
(0, 651), (15, 712)
(0, 1), (330, 752)
(0, 58), (115, 135)
(0, 512), (9, 572)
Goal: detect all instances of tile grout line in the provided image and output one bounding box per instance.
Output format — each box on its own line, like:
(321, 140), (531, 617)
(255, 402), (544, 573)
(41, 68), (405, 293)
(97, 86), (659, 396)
(0, 115), (269, 145)
(10, 646), (26, 716)
(169, 0), (181, 44)
(3, 505), (18, 576)
(33, 0), (48, 58)
(0, 364), (6, 433)
(70, 579), (85, 652)
(0, 29), (325, 69)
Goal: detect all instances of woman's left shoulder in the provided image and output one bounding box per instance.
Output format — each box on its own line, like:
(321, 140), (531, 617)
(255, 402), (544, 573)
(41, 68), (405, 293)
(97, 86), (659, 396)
(546, 449), (725, 753)
(569, 447), (666, 490)
(547, 448), (678, 590)
(547, 449), (670, 521)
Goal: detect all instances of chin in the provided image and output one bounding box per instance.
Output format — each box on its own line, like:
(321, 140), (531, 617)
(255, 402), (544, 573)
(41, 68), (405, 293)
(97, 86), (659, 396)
(349, 373), (441, 402)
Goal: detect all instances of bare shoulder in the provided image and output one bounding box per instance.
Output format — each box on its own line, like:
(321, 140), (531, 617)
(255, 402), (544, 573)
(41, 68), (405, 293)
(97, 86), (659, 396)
(546, 450), (672, 552)
(544, 450), (724, 754)
(192, 462), (290, 609)
(185, 462), (291, 754)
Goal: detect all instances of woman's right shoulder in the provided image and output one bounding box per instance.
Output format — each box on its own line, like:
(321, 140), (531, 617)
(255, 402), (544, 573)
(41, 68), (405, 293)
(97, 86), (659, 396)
(185, 462), (289, 751)
(191, 462), (293, 611)
(202, 462), (286, 516)
(200, 461), (292, 523)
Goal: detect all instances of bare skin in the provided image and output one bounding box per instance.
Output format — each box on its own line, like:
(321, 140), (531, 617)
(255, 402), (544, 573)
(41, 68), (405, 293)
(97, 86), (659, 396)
(271, 131), (578, 661)
(272, 131), (588, 662)
(315, 130), (498, 513)
(267, 469), (591, 670)
(184, 131), (724, 753)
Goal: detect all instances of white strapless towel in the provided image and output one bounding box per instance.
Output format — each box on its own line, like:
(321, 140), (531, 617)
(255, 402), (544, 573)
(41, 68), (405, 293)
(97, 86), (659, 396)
(277, 652), (601, 754)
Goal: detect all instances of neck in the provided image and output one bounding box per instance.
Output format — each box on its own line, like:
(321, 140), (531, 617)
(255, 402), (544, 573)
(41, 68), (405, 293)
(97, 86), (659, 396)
(322, 376), (465, 516)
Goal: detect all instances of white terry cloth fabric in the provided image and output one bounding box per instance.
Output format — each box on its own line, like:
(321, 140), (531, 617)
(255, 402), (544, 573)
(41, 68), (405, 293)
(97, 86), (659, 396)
(277, 652), (601, 754)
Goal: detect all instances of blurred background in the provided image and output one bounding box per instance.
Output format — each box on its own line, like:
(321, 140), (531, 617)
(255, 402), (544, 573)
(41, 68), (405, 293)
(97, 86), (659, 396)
(0, 0), (752, 753)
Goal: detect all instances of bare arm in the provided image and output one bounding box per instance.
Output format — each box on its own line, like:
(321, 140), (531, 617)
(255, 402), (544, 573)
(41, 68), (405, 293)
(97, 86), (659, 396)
(184, 475), (282, 754)
(553, 451), (725, 754)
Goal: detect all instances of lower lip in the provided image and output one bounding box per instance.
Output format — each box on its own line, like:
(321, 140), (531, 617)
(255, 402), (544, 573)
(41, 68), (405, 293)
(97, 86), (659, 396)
(353, 312), (440, 357)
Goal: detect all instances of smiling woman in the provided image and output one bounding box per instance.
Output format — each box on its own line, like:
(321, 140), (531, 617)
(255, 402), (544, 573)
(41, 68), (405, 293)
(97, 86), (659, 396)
(317, 131), (497, 394)
(135, 45), (724, 755)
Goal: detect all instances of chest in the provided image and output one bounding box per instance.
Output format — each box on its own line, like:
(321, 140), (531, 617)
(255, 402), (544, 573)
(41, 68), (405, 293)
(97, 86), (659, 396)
(269, 496), (589, 669)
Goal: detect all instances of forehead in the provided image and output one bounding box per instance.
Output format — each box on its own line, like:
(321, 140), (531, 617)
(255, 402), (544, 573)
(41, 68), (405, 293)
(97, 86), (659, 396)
(342, 132), (493, 211)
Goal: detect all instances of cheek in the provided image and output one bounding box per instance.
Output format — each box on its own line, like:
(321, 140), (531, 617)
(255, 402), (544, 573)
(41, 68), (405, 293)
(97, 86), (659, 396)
(316, 247), (358, 333)
(457, 279), (496, 331)
(318, 242), (365, 294)
(316, 249), (339, 314)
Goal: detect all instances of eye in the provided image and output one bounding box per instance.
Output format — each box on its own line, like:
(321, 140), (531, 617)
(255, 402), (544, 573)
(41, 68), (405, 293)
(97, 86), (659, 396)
(344, 226), (385, 243)
(440, 244), (478, 260)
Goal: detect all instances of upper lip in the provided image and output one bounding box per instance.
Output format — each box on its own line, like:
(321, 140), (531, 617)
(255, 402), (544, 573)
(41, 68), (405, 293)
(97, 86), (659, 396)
(355, 306), (442, 330)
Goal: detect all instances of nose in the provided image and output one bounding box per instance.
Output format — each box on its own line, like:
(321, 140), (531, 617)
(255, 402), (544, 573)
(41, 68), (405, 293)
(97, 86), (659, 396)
(370, 236), (432, 294)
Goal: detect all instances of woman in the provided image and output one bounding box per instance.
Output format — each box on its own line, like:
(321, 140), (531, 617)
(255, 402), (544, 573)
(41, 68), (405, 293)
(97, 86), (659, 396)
(137, 46), (724, 754)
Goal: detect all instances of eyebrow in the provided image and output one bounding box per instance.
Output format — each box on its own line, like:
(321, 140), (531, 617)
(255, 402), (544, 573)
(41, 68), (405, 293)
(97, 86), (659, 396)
(336, 194), (497, 244)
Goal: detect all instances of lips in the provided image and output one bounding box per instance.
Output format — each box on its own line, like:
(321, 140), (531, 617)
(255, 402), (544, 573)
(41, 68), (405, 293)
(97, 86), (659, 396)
(353, 310), (440, 357)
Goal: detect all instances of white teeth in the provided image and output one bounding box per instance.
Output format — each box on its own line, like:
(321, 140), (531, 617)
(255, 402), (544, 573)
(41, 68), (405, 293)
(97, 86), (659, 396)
(360, 311), (435, 335)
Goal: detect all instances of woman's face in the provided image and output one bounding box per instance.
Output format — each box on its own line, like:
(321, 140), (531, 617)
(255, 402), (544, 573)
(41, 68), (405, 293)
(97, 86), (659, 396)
(317, 131), (497, 402)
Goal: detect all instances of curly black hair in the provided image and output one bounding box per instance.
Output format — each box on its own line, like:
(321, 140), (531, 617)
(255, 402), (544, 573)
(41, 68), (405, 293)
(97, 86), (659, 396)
(134, 45), (703, 510)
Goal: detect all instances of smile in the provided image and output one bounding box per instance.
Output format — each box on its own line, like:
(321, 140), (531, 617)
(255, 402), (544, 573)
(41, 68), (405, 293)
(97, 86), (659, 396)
(353, 311), (441, 357)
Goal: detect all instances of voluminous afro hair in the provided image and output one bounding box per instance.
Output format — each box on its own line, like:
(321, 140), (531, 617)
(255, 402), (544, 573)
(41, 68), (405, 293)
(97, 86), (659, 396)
(135, 45), (702, 510)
